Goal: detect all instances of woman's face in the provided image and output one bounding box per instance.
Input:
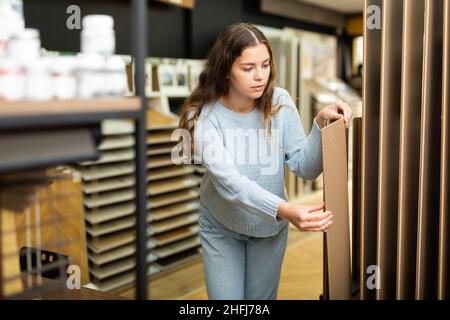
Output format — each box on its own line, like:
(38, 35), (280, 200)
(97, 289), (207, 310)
(228, 43), (271, 100)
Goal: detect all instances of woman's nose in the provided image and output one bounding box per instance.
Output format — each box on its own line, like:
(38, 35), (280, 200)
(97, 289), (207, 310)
(254, 68), (263, 80)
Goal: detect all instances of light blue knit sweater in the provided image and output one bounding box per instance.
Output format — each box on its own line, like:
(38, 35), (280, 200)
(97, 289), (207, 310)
(193, 87), (323, 237)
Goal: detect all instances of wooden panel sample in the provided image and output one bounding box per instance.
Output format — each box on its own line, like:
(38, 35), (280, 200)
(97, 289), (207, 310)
(98, 135), (134, 151)
(89, 257), (135, 280)
(152, 236), (200, 259)
(361, 0), (382, 300)
(396, 0), (425, 300)
(151, 225), (199, 247)
(83, 175), (135, 194)
(147, 175), (201, 196)
(438, 0), (450, 300)
(0, 98), (139, 119)
(147, 108), (178, 130)
(194, 165), (206, 174)
(148, 201), (199, 222)
(155, 247), (201, 271)
(84, 188), (135, 208)
(322, 119), (352, 300)
(147, 165), (195, 182)
(79, 162), (135, 181)
(147, 143), (175, 156)
(416, 0), (443, 300)
(376, 0), (403, 300)
(88, 243), (135, 266)
(0, 210), (23, 297)
(147, 155), (175, 169)
(351, 117), (362, 285)
(91, 270), (135, 292)
(90, 264), (159, 293)
(101, 119), (134, 136)
(85, 203), (135, 224)
(147, 131), (174, 145)
(86, 216), (135, 237)
(88, 231), (135, 254)
(149, 189), (200, 209)
(150, 213), (199, 235)
(80, 149), (135, 166)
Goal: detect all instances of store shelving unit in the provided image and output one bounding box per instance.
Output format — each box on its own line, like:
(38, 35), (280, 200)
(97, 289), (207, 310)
(0, 0), (149, 300)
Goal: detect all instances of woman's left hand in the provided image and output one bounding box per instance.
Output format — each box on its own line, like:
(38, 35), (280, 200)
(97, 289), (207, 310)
(315, 99), (353, 129)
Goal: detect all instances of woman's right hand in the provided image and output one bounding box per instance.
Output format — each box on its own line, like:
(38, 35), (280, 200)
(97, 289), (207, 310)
(277, 201), (333, 232)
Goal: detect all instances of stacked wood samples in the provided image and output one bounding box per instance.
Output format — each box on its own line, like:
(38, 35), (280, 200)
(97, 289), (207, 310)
(146, 108), (202, 272)
(78, 119), (147, 292)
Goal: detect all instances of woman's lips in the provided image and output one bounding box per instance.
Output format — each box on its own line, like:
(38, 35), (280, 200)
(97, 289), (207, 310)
(251, 85), (265, 92)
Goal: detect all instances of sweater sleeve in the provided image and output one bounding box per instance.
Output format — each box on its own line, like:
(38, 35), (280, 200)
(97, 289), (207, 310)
(281, 92), (323, 180)
(193, 116), (284, 224)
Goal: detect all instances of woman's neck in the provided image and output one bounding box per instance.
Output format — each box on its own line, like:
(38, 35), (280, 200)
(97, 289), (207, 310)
(220, 91), (256, 114)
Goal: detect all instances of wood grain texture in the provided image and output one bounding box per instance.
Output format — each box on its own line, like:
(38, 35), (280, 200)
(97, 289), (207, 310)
(438, 0), (450, 300)
(396, 0), (425, 300)
(0, 210), (23, 297)
(0, 98), (140, 118)
(416, 0), (443, 300)
(322, 119), (352, 300)
(361, 0), (382, 300)
(14, 170), (90, 285)
(376, 0), (403, 300)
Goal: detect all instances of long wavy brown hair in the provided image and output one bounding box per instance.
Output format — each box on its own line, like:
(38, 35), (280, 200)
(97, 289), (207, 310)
(179, 23), (282, 152)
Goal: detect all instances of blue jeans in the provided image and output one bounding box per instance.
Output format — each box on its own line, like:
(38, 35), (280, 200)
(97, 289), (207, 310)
(199, 212), (289, 300)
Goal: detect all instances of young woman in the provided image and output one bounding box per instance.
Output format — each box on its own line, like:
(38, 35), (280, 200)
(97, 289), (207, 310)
(179, 23), (353, 300)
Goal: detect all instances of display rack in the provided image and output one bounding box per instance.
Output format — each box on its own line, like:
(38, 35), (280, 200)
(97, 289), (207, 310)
(77, 107), (204, 293)
(0, 0), (149, 300)
(77, 118), (157, 292)
(360, 0), (449, 300)
(146, 108), (202, 273)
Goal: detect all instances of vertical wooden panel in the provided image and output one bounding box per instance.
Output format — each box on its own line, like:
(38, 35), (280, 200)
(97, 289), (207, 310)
(352, 117), (362, 286)
(438, 0), (450, 300)
(322, 119), (352, 300)
(361, 0), (382, 300)
(396, 0), (425, 300)
(416, 0), (443, 300)
(376, 0), (403, 300)
(0, 210), (23, 297)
